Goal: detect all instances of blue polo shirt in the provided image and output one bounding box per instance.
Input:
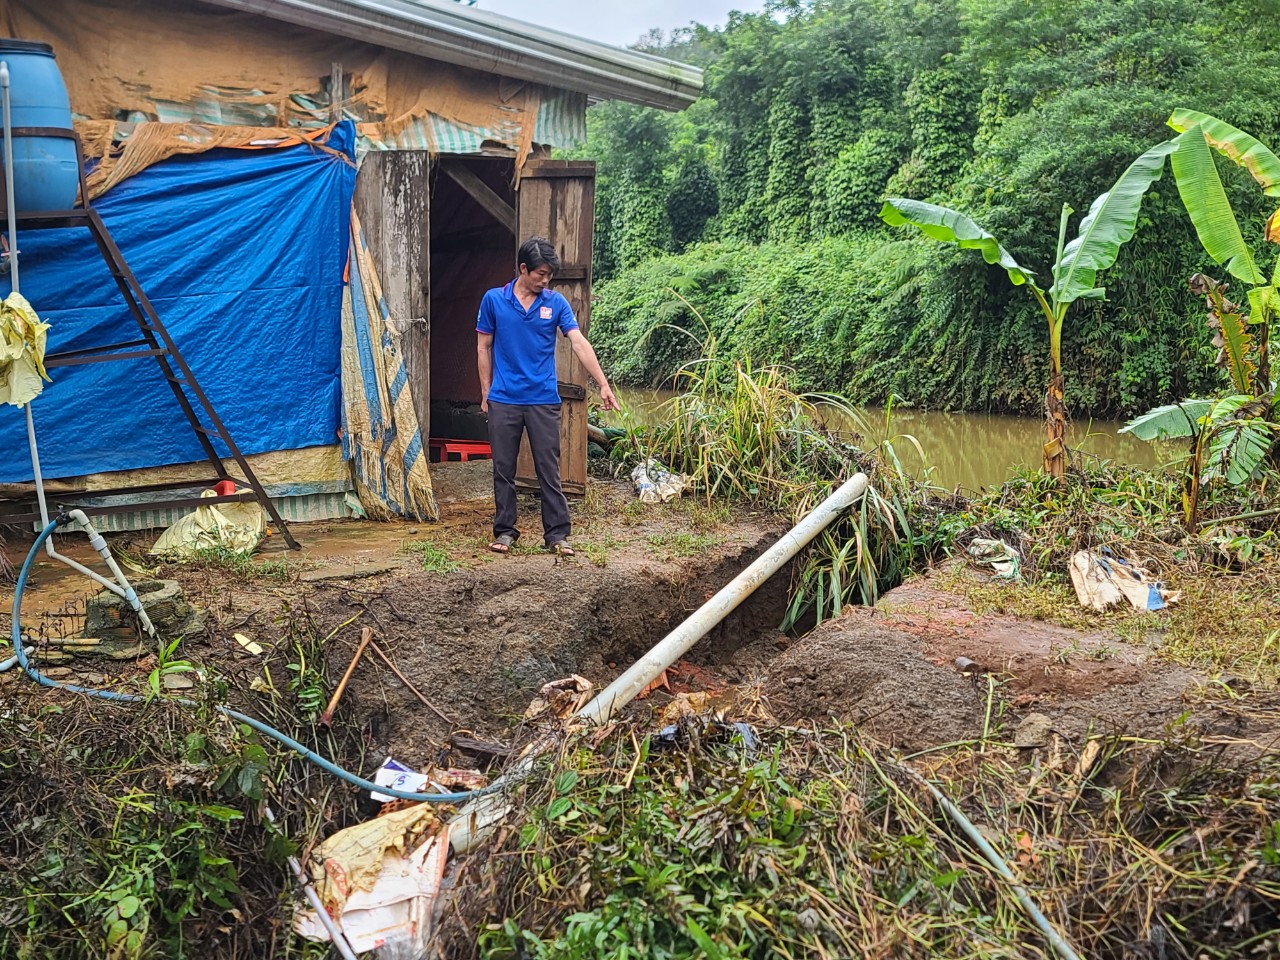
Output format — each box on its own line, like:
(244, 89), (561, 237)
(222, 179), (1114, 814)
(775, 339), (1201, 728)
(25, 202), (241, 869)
(477, 282), (578, 405)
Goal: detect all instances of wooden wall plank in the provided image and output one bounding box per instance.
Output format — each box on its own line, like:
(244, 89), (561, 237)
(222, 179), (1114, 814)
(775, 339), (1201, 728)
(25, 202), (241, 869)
(353, 152), (432, 438)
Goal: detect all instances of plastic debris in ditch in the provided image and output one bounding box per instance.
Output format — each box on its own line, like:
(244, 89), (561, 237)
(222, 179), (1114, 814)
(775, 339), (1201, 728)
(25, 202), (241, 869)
(369, 757), (488, 802)
(293, 802), (450, 958)
(294, 758), (490, 956)
(652, 692), (761, 759)
(149, 486), (267, 557)
(966, 538), (1022, 581)
(631, 458), (688, 503)
(1068, 549), (1181, 612)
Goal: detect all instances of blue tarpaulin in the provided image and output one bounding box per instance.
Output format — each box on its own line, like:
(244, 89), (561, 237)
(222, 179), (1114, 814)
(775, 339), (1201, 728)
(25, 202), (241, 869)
(0, 121), (356, 482)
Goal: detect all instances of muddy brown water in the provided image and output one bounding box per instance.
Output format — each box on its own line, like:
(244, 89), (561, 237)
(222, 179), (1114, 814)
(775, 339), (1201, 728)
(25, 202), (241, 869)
(613, 388), (1164, 490)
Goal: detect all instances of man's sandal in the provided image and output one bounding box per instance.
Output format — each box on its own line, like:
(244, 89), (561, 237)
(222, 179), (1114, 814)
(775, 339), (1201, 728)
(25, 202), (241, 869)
(489, 534), (517, 554)
(547, 540), (575, 557)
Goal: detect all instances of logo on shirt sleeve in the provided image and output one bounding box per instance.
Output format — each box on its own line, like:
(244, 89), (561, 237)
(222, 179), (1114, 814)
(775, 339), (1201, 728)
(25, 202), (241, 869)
(540, 306), (553, 319)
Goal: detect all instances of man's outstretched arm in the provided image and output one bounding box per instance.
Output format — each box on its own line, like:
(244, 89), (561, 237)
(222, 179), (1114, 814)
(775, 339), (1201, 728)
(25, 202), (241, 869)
(566, 328), (618, 411)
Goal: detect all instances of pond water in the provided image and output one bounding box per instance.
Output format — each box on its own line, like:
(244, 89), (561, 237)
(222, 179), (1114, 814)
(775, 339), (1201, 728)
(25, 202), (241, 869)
(610, 388), (1165, 491)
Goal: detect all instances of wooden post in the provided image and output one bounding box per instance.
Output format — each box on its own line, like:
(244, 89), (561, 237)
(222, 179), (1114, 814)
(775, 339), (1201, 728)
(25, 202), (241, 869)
(330, 63), (343, 123)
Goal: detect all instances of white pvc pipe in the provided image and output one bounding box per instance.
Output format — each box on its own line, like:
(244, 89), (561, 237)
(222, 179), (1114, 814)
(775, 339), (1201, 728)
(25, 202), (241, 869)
(25, 405), (52, 535)
(2, 74), (157, 643)
(578, 472), (870, 725)
(1, 60), (19, 291)
(4, 62), (51, 542)
(65, 509), (158, 638)
(449, 473), (870, 853)
(263, 807), (360, 960)
(898, 765), (1083, 960)
(0, 645), (34, 672)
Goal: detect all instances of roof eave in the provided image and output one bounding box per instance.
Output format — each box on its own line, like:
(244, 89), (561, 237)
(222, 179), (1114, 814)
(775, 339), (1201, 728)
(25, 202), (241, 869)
(201, 0), (702, 111)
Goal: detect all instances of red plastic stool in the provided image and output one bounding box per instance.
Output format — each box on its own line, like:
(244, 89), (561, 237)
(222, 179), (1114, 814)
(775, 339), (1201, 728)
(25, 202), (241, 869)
(429, 438), (492, 462)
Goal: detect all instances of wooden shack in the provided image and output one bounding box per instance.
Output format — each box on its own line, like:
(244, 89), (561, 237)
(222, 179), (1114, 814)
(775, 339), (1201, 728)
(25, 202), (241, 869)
(0, 0), (700, 524)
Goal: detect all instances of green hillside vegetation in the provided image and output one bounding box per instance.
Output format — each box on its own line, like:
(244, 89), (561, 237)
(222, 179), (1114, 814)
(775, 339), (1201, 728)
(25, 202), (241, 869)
(579, 0), (1280, 419)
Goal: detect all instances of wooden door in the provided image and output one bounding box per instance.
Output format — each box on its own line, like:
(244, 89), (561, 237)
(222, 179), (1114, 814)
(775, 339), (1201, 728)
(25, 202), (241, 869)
(514, 160), (596, 496)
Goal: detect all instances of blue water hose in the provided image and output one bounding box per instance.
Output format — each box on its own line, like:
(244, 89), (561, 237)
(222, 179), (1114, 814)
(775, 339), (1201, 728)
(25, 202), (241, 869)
(11, 518), (497, 804)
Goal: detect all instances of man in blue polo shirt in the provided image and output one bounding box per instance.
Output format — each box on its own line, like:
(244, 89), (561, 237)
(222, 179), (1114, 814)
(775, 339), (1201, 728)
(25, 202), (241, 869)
(477, 236), (618, 557)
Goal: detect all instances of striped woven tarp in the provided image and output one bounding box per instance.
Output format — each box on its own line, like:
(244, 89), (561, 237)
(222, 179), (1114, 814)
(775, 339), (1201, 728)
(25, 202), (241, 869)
(137, 85), (587, 156)
(361, 88), (587, 154)
(340, 210), (439, 521)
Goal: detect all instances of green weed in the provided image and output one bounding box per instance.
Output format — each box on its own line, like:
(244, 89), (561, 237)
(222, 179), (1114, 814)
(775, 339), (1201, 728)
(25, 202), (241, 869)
(446, 716), (1280, 959)
(646, 532), (721, 559)
(0, 702), (253, 959)
(934, 459), (1280, 680)
(575, 535), (617, 567)
(631, 321), (933, 626)
(285, 639), (328, 720)
(402, 538), (461, 574)
(178, 546), (291, 582)
(146, 636), (197, 699)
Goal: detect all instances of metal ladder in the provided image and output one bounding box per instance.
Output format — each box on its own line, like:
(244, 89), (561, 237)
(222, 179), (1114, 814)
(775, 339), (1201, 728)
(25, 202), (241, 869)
(2, 125), (300, 549)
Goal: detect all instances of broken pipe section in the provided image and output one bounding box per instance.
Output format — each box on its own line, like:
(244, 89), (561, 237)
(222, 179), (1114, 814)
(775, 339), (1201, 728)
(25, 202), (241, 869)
(448, 472), (871, 854)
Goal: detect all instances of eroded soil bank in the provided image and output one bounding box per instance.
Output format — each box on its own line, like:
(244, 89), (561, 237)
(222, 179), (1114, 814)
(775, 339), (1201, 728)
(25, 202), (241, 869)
(7, 478), (1274, 771)
(770, 575), (1280, 756)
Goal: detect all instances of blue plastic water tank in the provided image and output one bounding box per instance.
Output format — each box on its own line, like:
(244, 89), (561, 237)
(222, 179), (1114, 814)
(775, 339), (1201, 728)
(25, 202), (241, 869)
(0, 40), (79, 212)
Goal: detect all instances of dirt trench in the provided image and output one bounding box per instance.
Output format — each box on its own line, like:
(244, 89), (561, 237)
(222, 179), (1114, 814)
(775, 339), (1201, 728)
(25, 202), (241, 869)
(314, 533), (796, 764)
(313, 545), (1279, 769)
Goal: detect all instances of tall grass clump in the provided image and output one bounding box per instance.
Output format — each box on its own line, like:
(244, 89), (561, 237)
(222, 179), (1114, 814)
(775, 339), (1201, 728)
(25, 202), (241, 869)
(633, 310), (946, 626)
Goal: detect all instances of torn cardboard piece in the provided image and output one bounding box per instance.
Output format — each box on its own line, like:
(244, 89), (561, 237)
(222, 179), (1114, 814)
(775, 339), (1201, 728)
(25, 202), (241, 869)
(294, 804), (450, 955)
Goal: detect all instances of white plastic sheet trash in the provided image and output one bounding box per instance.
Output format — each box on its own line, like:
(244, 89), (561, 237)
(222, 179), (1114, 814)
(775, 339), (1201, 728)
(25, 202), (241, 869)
(631, 458), (688, 503)
(1068, 550), (1180, 612)
(0, 291), (50, 406)
(370, 757), (489, 804)
(293, 804), (450, 956)
(371, 757), (430, 803)
(149, 488), (267, 557)
(967, 538), (1021, 581)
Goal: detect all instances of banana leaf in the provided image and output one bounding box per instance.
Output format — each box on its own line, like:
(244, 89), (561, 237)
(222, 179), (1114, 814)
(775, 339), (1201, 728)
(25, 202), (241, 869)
(1168, 108), (1280, 198)
(1049, 140), (1177, 304)
(1202, 394), (1276, 484)
(1205, 420), (1272, 484)
(1191, 273), (1255, 394)
(879, 199), (1037, 288)
(1248, 285), (1280, 328)
(1171, 126), (1265, 286)
(1120, 399), (1214, 441)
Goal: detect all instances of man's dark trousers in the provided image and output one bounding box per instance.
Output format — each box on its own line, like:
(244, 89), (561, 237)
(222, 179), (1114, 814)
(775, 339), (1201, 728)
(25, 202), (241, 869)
(487, 400), (570, 546)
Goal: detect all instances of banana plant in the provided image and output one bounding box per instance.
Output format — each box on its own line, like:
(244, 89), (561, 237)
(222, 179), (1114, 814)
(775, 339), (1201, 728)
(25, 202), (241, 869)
(880, 138), (1177, 478)
(1121, 394), (1276, 528)
(1166, 110), (1280, 396)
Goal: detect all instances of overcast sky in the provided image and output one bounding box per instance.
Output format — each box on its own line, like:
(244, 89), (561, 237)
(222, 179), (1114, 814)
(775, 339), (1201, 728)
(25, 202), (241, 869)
(475, 0), (764, 47)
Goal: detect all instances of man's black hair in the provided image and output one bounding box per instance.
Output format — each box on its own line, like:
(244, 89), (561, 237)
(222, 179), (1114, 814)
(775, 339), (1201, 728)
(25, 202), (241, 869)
(518, 236), (561, 274)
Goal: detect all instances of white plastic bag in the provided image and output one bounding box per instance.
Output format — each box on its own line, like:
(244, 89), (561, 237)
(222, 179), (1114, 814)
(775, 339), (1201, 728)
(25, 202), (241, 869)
(631, 458), (688, 504)
(150, 489), (267, 557)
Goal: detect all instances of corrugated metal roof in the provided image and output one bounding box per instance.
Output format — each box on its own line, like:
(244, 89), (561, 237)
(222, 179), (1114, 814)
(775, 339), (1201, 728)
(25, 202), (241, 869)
(200, 0), (703, 111)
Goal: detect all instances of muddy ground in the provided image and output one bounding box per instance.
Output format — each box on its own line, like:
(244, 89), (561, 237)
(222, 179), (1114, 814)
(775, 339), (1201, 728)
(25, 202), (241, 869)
(4, 472), (1277, 772)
